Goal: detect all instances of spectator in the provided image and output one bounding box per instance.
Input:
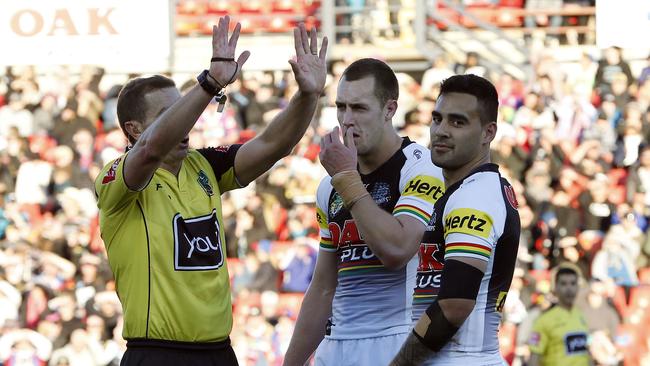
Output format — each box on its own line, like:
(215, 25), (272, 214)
(279, 241), (316, 293)
(51, 101), (95, 148)
(595, 47), (634, 97)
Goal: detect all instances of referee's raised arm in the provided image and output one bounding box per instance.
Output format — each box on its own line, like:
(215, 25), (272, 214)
(120, 15), (249, 190)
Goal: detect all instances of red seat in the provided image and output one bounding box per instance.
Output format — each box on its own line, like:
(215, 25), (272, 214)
(207, 0), (240, 15)
(240, 0), (264, 14)
(272, 0), (301, 13)
(268, 16), (292, 33)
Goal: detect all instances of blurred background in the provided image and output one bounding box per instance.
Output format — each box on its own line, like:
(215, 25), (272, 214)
(0, 0), (649, 365)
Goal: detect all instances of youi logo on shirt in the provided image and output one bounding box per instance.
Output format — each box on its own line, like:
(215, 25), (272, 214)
(173, 209), (224, 270)
(564, 332), (588, 354)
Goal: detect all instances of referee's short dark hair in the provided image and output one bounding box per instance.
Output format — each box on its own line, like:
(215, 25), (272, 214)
(439, 74), (498, 126)
(555, 266), (578, 283)
(341, 58), (399, 106)
(117, 75), (176, 144)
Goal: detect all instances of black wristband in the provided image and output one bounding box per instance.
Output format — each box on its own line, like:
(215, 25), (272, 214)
(415, 301), (459, 352)
(197, 70), (223, 96)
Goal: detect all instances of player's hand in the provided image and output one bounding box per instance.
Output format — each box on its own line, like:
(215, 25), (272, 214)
(289, 23), (328, 95)
(209, 15), (250, 86)
(320, 126), (357, 176)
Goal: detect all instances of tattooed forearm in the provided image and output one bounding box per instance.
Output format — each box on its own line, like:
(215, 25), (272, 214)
(389, 333), (435, 366)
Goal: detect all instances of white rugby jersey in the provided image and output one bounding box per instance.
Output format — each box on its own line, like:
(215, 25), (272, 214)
(412, 163), (520, 356)
(316, 138), (445, 339)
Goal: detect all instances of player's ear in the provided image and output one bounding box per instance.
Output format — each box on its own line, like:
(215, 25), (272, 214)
(483, 121), (497, 144)
(384, 99), (397, 121)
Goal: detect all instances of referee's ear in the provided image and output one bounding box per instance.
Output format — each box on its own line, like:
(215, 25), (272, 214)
(123, 120), (143, 144)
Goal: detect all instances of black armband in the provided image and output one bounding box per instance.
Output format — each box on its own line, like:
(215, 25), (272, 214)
(437, 259), (484, 300)
(413, 301), (459, 352)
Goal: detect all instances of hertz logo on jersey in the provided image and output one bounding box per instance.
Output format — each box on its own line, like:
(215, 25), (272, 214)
(444, 208), (493, 239)
(402, 175), (444, 203)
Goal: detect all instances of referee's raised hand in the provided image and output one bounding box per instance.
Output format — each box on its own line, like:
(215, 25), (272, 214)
(209, 15), (250, 86)
(289, 23), (328, 95)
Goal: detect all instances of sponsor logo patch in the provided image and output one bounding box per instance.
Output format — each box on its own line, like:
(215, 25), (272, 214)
(564, 332), (588, 354)
(402, 176), (444, 203)
(316, 207), (328, 229)
(418, 243), (443, 272)
(444, 208), (493, 239)
(173, 209), (223, 271)
(101, 157), (122, 184)
(215, 145), (230, 153)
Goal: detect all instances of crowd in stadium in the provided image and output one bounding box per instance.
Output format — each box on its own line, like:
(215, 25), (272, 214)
(1, 3), (650, 366)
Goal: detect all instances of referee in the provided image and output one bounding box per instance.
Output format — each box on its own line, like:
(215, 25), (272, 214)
(95, 17), (328, 366)
(528, 265), (593, 366)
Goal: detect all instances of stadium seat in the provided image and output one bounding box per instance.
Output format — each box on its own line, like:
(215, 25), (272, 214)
(240, 0), (264, 14)
(272, 0), (301, 13)
(207, 0), (240, 15)
(268, 16), (292, 33)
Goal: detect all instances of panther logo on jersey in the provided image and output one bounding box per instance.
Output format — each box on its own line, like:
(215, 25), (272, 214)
(330, 193), (344, 216)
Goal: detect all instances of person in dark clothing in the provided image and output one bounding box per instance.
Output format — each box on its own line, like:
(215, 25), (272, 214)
(51, 100), (96, 148)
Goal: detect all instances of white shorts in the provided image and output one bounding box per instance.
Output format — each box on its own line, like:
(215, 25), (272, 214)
(423, 350), (507, 366)
(314, 333), (409, 366)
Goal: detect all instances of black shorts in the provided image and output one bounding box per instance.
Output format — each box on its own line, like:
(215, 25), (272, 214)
(121, 338), (238, 366)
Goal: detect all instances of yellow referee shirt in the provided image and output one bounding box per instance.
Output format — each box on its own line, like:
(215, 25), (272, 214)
(529, 305), (590, 366)
(95, 146), (242, 343)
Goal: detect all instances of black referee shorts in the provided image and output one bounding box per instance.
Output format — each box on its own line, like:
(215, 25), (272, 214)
(121, 338), (238, 366)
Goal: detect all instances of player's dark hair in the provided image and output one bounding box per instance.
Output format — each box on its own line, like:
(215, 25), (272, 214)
(341, 58), (398, 106)
(555, 266), (578, 283)
(117, 75), (176, 144)
(439, 74), (498, 125)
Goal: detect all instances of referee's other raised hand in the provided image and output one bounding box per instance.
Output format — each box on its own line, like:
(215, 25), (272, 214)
(289, 23), (328, 95)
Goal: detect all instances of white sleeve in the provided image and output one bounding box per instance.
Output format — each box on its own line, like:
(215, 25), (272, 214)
(393, 150), (445, 226)
(315, 177), (336, 252)
(443, 173), (506, 263)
